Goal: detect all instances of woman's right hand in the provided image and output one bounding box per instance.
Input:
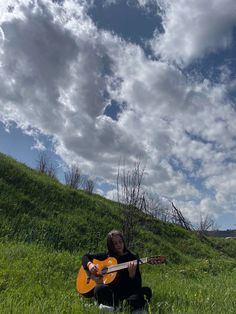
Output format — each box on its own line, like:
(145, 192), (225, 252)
(87, 262), (99, 276)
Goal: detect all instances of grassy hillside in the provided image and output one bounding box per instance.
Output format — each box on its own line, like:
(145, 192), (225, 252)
(1, 152), (234, 261)
(1, 152), (236, 313)
(0, 152), (122, 252)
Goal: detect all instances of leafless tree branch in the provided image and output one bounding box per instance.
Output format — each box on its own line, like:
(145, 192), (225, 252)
(116, 160), (146, 247)
(36, 152), (57, 180)
(84, 178), (94, 194)
(64, 165), (81, 189)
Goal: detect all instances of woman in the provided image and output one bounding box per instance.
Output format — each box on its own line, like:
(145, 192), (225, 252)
(82, 230), (152, 312)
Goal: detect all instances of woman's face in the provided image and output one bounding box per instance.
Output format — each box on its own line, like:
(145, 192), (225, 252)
(112, 235), (125, 255)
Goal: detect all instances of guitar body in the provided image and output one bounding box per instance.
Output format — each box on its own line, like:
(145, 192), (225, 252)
(76, 257), (118, 296)
(76, 254), (167, 296)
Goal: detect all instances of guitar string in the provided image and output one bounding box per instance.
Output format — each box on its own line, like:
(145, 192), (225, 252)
(104, 257), (148, 273)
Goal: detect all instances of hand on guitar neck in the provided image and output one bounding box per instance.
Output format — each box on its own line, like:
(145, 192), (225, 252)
(127, 261), (137, 279)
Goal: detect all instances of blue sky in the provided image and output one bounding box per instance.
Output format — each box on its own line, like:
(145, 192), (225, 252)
(1, 0), (236, 230)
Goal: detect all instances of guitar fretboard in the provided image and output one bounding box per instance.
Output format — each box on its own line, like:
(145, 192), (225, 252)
(106, 257), (148, 274)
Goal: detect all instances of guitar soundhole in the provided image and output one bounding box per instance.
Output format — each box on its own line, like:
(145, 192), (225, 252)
(102, 266), (108, 275)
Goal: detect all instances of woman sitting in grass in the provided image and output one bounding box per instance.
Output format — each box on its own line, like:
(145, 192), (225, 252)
(82, 229), (152, 313)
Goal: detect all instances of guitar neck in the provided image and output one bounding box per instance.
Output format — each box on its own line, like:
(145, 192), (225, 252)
(106, 257), (148, 274)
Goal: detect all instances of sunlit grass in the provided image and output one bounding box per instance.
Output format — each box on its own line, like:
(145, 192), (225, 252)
(144, 261), (236, 313)
(1, 241), (236, 313)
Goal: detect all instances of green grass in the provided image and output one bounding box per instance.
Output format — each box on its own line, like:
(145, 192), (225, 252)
(1, 152), (236, 313)
(144, 259), (236, 313)
(0, 241), (89, 314)
(1, 241), (236, 313)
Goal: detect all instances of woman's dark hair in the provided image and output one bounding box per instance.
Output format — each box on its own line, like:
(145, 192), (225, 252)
(107, 230), (128, 255)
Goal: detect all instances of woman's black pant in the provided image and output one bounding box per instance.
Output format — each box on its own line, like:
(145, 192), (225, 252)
(94, 284), (152, 310)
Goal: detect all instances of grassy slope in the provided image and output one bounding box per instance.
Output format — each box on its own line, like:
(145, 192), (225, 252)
(1, 152), (236, 313)
(1, 152), (232, 261)
(0, 152), (122, 252)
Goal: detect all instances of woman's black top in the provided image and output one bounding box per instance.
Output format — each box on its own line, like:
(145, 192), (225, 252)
(82, 250), (142, 300)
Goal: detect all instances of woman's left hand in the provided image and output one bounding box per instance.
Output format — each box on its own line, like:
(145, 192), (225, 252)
(128, 261), (137, 279)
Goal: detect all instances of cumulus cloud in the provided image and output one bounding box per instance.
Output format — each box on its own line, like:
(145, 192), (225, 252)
(151, 0), (236, 66)
(104, 34), (236, 223)
(0, 0), (236, 226)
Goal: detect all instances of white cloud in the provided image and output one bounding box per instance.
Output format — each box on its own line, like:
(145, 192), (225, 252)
(0, 0), (236, 226)
(105, 35), (236, 222)
(151, 0), (236, 66)
(31, 138), (46, 151)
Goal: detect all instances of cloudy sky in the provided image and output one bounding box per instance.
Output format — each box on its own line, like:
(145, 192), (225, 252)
(1, 0), (236, 229)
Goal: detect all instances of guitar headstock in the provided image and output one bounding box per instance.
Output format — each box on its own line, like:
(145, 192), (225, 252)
(147, 255), (167, 264)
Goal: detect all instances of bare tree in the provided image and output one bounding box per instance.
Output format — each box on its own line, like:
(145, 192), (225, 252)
(47, 162), (57, 180)
(117, 161), (146, 209)
(145, 194), (172, 222)
(37, 152), (48, 174)
(64, 165), (81, 189)
(116, 160), (146, 248)
(84, 178), (94, 194)
(197, 213), (218, 235)
(36, 152), (57, 179)
(170, 202), (192, 231)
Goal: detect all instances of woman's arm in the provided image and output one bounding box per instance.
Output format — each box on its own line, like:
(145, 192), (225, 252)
(82, 252), (108, 270)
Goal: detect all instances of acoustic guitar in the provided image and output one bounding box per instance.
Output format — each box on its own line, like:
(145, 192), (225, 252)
(76, 255), (167, 296)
